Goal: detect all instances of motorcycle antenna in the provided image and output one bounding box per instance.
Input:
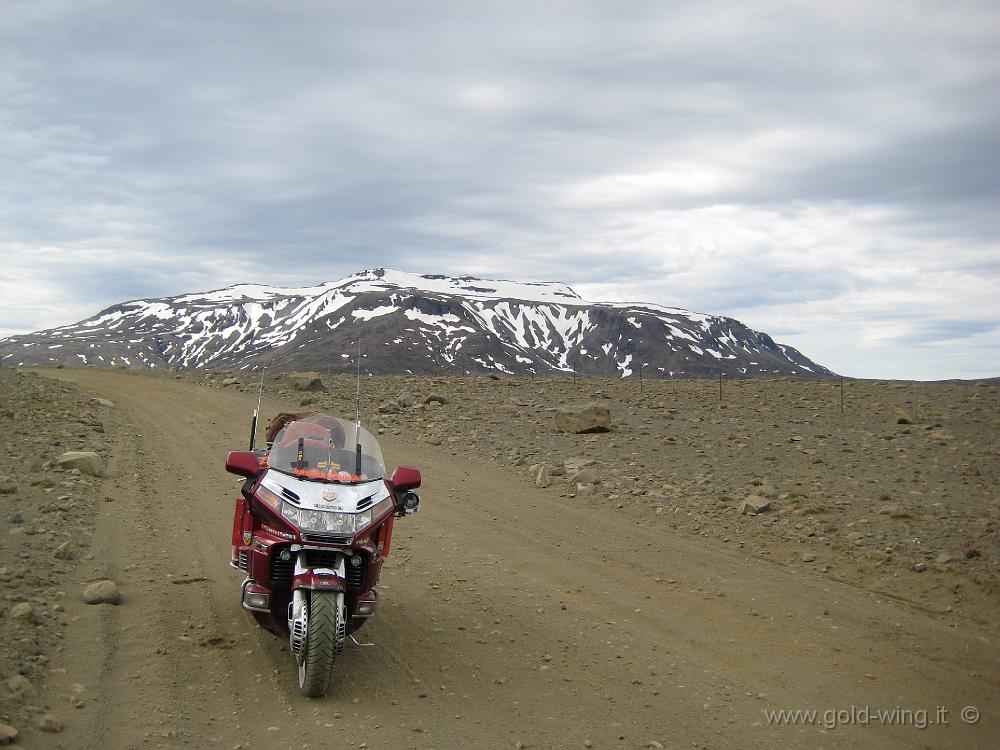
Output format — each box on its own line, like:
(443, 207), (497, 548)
(249, 364), (265, 451)
(354, 338), (363, 475)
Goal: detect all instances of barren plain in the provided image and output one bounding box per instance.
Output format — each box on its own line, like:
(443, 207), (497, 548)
(1, 366), (997, 749)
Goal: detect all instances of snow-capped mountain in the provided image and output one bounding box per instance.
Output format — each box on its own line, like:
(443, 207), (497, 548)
(0, 268), (831, 378)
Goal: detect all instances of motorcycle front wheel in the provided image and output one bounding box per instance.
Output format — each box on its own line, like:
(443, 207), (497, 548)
(297, 590), (345, 697)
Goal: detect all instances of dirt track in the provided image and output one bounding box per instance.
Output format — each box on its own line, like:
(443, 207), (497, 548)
(29, 370), (999, 749)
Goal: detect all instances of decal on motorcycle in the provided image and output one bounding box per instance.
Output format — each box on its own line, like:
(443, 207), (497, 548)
(262, 524), (296, 540)
(321, 489), (338, 502)
(242, 530), (251, 544)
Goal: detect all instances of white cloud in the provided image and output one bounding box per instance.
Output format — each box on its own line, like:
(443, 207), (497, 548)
(0, 0), (997, 380)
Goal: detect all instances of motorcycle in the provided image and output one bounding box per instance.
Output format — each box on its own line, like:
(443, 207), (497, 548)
(225, 412), (421, 697)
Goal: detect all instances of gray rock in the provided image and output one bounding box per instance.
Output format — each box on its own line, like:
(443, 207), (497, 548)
(91, 397), (115, 407)
(893, 407), (913, 425)
(423, 394), (449, 405)
(555, 403), (611, 434)
(935, 553), (954, 565)
(222, 377), (240, 386)
(802, 553), (817, 562)
(54, 541), (78, 561)
(913, 562), (928, 572)
(377, 401), (401, 414)
(299, 396), (318, 406)
(0, 723), (18, 745)
(738, 496), (770, 515)
(0, 481), (17, 494)
(535, 465), (551, 489)
(577, 484), (597, 496)
(83, 579), (121, 605)
(398, 392), (414, 408)
(55, 451), (104, 477)
(291, 376), (327, 392)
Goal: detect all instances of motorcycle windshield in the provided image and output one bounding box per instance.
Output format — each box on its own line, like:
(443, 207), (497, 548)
(266, 414), (386, 483)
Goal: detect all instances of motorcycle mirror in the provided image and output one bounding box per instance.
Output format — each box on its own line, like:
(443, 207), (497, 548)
(226, 451), (261, 478)
(390, 466), (421, 492)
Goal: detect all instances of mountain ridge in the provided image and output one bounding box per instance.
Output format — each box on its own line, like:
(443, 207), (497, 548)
(0, 268), (833, 378)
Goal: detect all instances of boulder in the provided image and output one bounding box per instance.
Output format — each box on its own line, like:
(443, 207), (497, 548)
(555, 403), (611, 434)
(83, 579), (121, 605)
(737, 496), (770, 515)
(55, 451), (104, 477)
(291, 376), (327, 392)
(398, 392), (414, 408)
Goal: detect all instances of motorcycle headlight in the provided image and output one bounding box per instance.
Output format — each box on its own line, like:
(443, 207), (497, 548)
(279, 497), (394, 535)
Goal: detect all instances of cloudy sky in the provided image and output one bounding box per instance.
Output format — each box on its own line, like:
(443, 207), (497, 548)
(1, 0), (997, 379)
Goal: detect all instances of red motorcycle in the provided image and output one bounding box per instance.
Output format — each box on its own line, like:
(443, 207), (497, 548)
(225, 413), (421, 697)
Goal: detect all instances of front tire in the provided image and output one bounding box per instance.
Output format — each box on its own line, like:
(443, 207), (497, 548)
(297, 591), (345, 697)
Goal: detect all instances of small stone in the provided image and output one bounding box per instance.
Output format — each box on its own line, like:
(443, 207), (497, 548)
(10, 602), (34, 621)
(299, 396), (318, 406)
(913, 562), (927, 572)
(6, 675), (37, 700)
(802, 553), (817, 562)
(222, 377), (240, 386)
(494, 676), (507, 684)
(0, 723), (18, 745)
(91, 397), (115, 407)
(935, 553), (954, 565)
(423, 394), (449, 405)
(0, 482), (16, 494)
(535, 465), (551, 489)
(397, 392), (414, 408)
(37, 714), (63, 733)
(569, 467), (599, 485)
(893, 407), (913, 425)
(83, 579), (121, 605)
(55, 451), (104, 477)
(378, 401), (402, 414)
(738, 496), (770, 515)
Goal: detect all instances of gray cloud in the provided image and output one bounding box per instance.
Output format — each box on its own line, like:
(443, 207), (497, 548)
(0, 0), (998, 379)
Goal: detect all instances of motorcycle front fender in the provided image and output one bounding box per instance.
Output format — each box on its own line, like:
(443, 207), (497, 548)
(291, 570), (347, 592)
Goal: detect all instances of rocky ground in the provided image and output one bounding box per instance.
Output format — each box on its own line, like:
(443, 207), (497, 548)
(0, 369), (119, 745)
(0, 364), (996, 748)
(207, 370), (1000, 619)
